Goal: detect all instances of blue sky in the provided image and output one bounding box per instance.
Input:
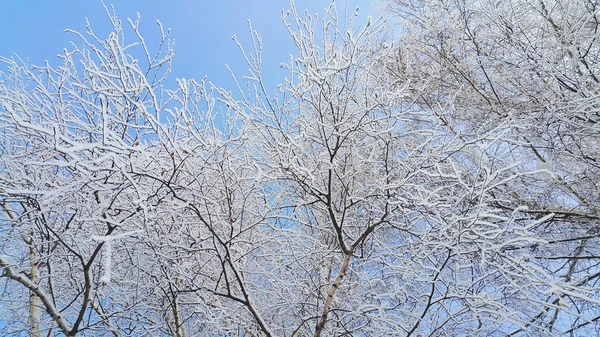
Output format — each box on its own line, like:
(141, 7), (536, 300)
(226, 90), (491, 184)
(0, 1), (376, 91)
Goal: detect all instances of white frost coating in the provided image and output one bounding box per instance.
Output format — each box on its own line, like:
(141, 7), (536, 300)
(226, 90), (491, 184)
(100, 241), (112, 284)
(90, 230), (142, 242)
(535, 158), (554, 173)
(91, 231), (141, 284)
(0, 256), (73, 334)
(0, 1), (599, 335)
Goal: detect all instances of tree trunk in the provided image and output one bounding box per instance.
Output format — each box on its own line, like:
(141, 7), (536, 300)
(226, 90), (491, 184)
(28, 239), (40, 337)
(314, 253), (352, 337)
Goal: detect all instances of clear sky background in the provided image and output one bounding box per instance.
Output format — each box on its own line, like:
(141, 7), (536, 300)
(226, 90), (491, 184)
(0, 1), (376, 91)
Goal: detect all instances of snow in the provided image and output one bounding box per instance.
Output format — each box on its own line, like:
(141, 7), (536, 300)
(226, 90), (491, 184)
(91, 230), (141, 284)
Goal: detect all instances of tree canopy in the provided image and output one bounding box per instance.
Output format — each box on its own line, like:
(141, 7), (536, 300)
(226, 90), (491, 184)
(1, 1), (599, 336)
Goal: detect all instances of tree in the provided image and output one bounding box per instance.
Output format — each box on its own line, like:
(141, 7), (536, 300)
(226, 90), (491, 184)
(379, 0), (600, 334)
(1, 1), (599, 336)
